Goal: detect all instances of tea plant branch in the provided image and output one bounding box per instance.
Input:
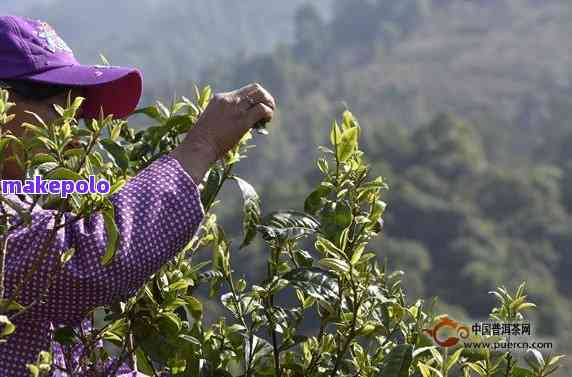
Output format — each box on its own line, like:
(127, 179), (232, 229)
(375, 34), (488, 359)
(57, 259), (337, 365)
(0, 197), (39, 303)
(77, 324), (96, 375)
(0, 235), (9, 302)
(10, 199), (66, 305)
(107, 338), (131, 377)
(224, 266), (255, 376)
(330, 266), (361, 377)
(9, 117), (106, 311)
(306, 317), (327, 375)
(128, 332), (137, 374)
(330, 122), (343, 189)
(269, 297), (281, 377)
(204, 161), (233, 213)
(266, 243), (282, 377)
(442, 346), (449, 377)
(504, 354), (514, 377)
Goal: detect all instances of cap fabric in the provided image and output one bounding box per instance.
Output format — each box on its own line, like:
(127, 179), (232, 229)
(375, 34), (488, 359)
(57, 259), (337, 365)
(0, 15), (142, 119)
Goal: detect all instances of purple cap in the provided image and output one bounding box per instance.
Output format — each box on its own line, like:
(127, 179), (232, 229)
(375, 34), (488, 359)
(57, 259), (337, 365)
(0, 15), (142, 119)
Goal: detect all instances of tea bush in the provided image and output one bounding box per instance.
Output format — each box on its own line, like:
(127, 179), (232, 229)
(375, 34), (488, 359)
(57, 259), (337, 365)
(0, 87), (565, 376)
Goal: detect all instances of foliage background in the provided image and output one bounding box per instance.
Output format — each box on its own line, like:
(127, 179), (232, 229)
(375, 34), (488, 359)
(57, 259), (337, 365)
(2, 0), (571, 374)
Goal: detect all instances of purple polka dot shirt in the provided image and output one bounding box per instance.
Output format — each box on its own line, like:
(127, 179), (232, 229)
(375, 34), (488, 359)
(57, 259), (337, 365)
(0, 155), (205, 376)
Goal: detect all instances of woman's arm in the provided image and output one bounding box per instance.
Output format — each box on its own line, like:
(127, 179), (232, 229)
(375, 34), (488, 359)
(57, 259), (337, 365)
(2, 82), (275, 324)
(3, 154), (205, 323)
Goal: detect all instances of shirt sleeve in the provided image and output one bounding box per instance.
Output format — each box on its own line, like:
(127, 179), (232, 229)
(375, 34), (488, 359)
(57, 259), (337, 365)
(2, 155), (205, 324)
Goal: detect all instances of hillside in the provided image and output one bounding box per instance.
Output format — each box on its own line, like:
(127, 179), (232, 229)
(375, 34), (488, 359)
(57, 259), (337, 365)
(201, 1), (572, 360)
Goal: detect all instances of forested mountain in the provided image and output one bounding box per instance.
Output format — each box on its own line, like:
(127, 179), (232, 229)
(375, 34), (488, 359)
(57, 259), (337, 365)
(202, 0), (572, 356)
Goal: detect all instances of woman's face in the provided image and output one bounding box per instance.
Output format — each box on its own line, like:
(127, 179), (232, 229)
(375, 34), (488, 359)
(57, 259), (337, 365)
(1, 87), (85, 180)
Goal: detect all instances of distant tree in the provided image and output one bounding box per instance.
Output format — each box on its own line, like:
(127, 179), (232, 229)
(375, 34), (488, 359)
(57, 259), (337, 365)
(293, 4), (328, 67)
(413, 114), (487, 181)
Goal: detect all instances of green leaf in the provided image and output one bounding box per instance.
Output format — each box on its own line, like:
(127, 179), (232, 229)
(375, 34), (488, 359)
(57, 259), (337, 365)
(60, 248), (76, 264)
(133, 106), (164, 121)
(412, 346), (437, 359)
(108, 178), (126, 196)
(156, 101), (171, 118)
(350, 244), (365, 265)
(35, 136), (58, 151)
(264, 210), (320, 230)
(525, 349), (545, 370)
(304, 185), (331, 215)
(54, 326), (76, 345)
(342, 110), (358, 129)
(0, 299), (25, 313)
(63, 96), (85, 119)
(129, 142), (152, 161)
(63, 148), (84, 159)
(31, 153), (57, 167)
(200, 166), (224, 208)
(199, 86), (212, 109)
(0, 315), (15, 338)
(100, 139), (129, 171)
(381, 344), (413, 377)
(72, 128), (92, 138)
(330, 120), (342, 147)
(134, 319), (176, 364)
(318, 257), (350, 273)
(46, 167), (83, 182)
(186, 296), (203, 320)
(337, 127), (359, 161)
(418, 362), (443, 377)
(110, 121), (123, 141)
(232, 176), (262, 249)
(283, 267), (339, 308)
(293, 249), (314, 267)
(146, 125), (172, 148)
(135, 347), (156, 376)
(320, 200), (353, 240)
(99, 53), (111, 66)
(168, 357), (186, 374)
(445, 348), (463, 372)
(157, 312), (182, 336)
(100, 206), (119, 266)
(245, 335), (274, 367)
(315, 236), (344, 258)
(167, 280), (191, 291)
(179, 334), (201, 346)
(26, 364), (39, 377)
(546, 354), (566, 368)
(88, 153), (104, 169)
(256, 210), (320, 242)
(0, 138), (10, 156)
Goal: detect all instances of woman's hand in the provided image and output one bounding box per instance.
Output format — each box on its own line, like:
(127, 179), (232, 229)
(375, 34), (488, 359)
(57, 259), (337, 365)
(170, 83), (276, 184)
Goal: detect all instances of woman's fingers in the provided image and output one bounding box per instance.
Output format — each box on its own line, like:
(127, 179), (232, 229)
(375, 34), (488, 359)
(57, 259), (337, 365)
(244, 84), (276, 110)
(235, 83), (276, 112)
(246, 102), (274, 126)
(174, 82), (277, 177)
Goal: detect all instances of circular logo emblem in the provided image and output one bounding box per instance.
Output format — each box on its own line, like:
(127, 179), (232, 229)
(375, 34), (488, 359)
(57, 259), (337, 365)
(35, 21), (73, 54)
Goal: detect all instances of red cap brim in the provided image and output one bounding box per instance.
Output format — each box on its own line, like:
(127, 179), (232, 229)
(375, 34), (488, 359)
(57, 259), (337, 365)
(15, 64), (143, 119)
